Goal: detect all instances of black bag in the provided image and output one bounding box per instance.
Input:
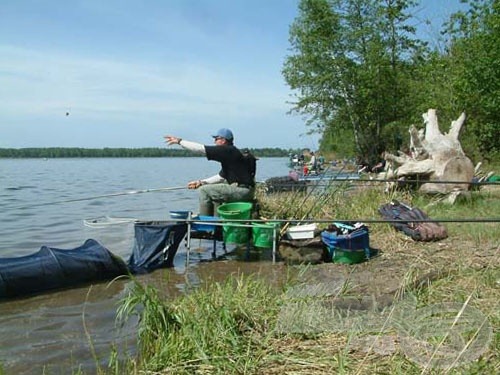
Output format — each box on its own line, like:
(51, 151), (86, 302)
(379, 201), (448, 241)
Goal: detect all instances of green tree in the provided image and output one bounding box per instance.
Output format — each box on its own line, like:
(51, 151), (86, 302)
(444, 0), (500, 159)
(283, 0), (422, 165)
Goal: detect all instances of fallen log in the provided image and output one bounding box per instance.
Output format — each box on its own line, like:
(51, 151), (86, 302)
(382, 109), (474, 195)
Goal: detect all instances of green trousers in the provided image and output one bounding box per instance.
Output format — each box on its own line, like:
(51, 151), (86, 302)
(198, 183), (254, 216)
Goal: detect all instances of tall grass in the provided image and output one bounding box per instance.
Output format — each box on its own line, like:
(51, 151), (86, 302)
(113, 267), (497, 374)
(116, 275), (281, 374)
(104, 184), (499, 374)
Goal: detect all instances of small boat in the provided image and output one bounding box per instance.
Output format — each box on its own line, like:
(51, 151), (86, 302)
(287, 154), (305, 168)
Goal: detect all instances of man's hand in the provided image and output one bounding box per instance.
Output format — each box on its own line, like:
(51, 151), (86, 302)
(164, 135), (182, 145)
(187, 180), (203, 189)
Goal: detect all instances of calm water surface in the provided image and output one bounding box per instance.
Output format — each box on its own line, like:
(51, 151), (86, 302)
(0, 157), (289, 374)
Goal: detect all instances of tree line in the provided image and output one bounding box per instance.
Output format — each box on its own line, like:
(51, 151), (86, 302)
(0, 147), (294, 159)
(283, 0), (499, 165)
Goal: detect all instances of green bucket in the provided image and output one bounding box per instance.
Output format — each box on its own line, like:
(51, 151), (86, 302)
(331, 248), (367, 264)
(217, 202), (253, 244)
(252, 222), (280, 248)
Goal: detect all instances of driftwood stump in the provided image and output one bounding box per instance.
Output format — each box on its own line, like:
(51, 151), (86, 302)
(382, 109), (474, 195)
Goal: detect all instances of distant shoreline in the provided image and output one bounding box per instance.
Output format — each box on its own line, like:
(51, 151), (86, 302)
(0, 147), (293, 158)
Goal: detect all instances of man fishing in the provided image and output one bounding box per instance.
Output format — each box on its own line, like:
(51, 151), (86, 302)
(164, 128), (256, 216)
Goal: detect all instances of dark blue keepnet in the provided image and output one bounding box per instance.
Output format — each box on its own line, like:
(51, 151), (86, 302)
(0, 239), (128, 299)
(0, 222), (188, 299)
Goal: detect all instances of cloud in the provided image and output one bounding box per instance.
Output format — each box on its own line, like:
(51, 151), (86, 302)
(0, 45), (290, 121)
(0, 0), (306, 148)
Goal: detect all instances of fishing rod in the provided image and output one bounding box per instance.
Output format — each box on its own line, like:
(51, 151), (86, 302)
(165, 217), (500, 224)
(258, 178), (500, 188)
(12, 185), (188, 210)
(338, 178), (499, 185)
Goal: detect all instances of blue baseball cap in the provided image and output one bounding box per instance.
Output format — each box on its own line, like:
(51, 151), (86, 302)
(212, 128), (234, 141)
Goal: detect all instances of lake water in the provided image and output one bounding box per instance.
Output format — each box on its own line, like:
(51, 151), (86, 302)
(0, 157), (290, 374)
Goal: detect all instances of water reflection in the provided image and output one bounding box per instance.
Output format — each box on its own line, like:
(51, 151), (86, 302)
(0, 278), (134, 374)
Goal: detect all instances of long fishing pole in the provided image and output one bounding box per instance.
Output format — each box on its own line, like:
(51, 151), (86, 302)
(374, 178), (500, 185)
(258, 178), (500, 189)
(12, 185), (188, 210)
(176, 217), (500, 224)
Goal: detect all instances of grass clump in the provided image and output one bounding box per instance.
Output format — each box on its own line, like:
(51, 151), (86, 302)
(116, 274), (280, 374)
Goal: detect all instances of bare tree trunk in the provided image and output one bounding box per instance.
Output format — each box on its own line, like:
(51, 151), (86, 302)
(382, 109), (474, 195)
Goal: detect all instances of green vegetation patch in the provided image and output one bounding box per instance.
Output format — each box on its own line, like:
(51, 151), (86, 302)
(110, 184), (498, 375)
(116, 275), (282, 374)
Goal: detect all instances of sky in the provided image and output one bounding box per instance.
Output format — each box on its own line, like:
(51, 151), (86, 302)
(0, 0), (468, 149)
